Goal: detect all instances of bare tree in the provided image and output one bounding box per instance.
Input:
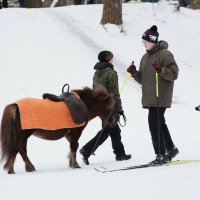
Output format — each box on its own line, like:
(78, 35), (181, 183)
(186, 0), (200, 9)
(27, 0), (42, 8)
(74, 0), (83, 4)
(100, 0), (123, 25)
(43, 0), (53, 7)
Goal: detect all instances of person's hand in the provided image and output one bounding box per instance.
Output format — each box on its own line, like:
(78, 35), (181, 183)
(127, 65), (137, 76)
(117, 110), (127, 127)
(152, 60), (162, 73)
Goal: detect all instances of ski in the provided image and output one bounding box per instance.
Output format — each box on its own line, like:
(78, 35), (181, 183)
(94, 160), (200, 173)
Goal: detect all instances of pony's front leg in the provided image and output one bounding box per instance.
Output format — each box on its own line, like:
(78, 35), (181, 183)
(68, 148), (80, 168)
(65, 129), (82, 168)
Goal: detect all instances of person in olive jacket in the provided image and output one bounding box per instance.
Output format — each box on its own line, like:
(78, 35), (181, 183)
(127, 25), (179, 165)
(80, 51), (131, 165)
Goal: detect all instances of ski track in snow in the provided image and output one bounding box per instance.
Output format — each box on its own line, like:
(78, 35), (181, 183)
(44, 9), (142, 94)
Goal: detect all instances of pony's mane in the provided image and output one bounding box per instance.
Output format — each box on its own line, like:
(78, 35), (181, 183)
(73, 86), (113, 108)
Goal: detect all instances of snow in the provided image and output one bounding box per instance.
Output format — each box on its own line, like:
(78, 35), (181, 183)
(0, 1), (200, 200)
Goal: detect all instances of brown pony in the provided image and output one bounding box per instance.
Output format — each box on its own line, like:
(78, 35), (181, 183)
(0, 86), (114, 174)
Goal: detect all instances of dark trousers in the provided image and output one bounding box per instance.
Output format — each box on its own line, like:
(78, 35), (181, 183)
(82, 123), (125, 157)
(148, 107), (175, 155)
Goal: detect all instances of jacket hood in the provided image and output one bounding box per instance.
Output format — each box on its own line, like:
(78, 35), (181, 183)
(147, 40), (168, 54)
(93, 62), (114, 78)
(158, 40), (168, 50)
(94, 62), (113, 70)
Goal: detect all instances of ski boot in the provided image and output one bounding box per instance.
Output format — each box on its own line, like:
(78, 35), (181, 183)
(79, 148), (90, 165)
(150, 154), (169, 166)
(116, 154), (132, 161)
(167, 147), (179, 161)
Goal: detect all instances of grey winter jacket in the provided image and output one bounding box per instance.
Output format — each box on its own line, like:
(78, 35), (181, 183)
(93, 62), (123, 112)
(134, 40), (179, 108)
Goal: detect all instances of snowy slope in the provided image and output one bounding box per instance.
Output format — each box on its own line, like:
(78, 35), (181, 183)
(0, 2), (200, 200)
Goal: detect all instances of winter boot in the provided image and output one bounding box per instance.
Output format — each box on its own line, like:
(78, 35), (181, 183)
(79, 148), (90, 165)
(150, 154), (169, 166)
(116, 154), (132, 161)
(167, 147), (179, 161)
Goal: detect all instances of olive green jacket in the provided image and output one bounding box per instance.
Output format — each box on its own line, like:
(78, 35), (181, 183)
(134, 40), (179, 108)
(93, 62), (123, 112)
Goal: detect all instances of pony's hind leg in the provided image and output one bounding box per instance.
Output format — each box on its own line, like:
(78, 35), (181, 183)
(19, 144), (36, 172)
(3, 153), (17, 174)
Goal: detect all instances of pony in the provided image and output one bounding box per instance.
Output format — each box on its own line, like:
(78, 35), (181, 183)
(0, 86), (114, 174)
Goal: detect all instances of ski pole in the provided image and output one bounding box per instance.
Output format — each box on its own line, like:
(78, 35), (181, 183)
(156, 71), (161, 155)
(119, 73), (131, 95)
(119, 61), (134, 95)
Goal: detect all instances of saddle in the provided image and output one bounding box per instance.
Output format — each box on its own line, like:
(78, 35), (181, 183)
(43, 84), (88, 124)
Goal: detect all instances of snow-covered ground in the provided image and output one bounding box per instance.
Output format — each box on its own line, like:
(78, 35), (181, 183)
(0, 1), (200, 200)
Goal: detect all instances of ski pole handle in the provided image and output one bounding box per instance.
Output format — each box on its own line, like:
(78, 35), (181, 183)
(156, 72), (159, 98)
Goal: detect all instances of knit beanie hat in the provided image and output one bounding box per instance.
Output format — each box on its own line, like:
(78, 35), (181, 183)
(142, 25), (159, 43)
(98, 51), (113, 62)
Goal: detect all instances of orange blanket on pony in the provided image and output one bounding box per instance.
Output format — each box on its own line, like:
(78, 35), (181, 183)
(16, 98), (86, 130)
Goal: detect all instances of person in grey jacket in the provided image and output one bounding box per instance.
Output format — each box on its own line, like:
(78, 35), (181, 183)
(127, 25), (179, 165)
(80, 51), (131, 165)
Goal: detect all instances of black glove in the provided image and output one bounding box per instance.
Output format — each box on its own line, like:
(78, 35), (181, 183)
(127, 65), (138, 77)
(152, 60), (162, 73)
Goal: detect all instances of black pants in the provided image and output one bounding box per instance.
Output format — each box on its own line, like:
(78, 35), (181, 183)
(82, 123), (126, 157)
(148, 107), (175, 155)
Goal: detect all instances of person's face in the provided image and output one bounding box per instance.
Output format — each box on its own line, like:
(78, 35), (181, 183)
(143, 40), (156, 50)
(108, 58), (113, 64)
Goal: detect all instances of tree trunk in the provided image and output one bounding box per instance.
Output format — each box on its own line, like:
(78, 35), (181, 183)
(186, 0), (200, 9)
(74, 0), (83, 4)
(43, 0), (53, 7)
(27, 0), (42, 8)
(100, 0), (123, 25)
(55, 0), (67, 6)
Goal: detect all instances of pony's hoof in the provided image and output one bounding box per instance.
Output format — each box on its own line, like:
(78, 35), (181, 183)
(26, 165), (36, 172)
(70, 163), (81, 169)
(8, 170), (15, 174)
(73, 164), (81, 169)
(27, 168), (36, 172)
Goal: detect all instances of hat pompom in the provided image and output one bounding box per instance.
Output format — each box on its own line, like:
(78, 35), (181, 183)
(150, 25), (158, 32)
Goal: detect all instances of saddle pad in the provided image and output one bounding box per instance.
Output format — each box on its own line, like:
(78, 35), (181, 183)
(16, 98), (85, 130)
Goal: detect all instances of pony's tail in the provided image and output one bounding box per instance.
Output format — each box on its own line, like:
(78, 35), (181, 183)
(0, 104), (18, 163)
